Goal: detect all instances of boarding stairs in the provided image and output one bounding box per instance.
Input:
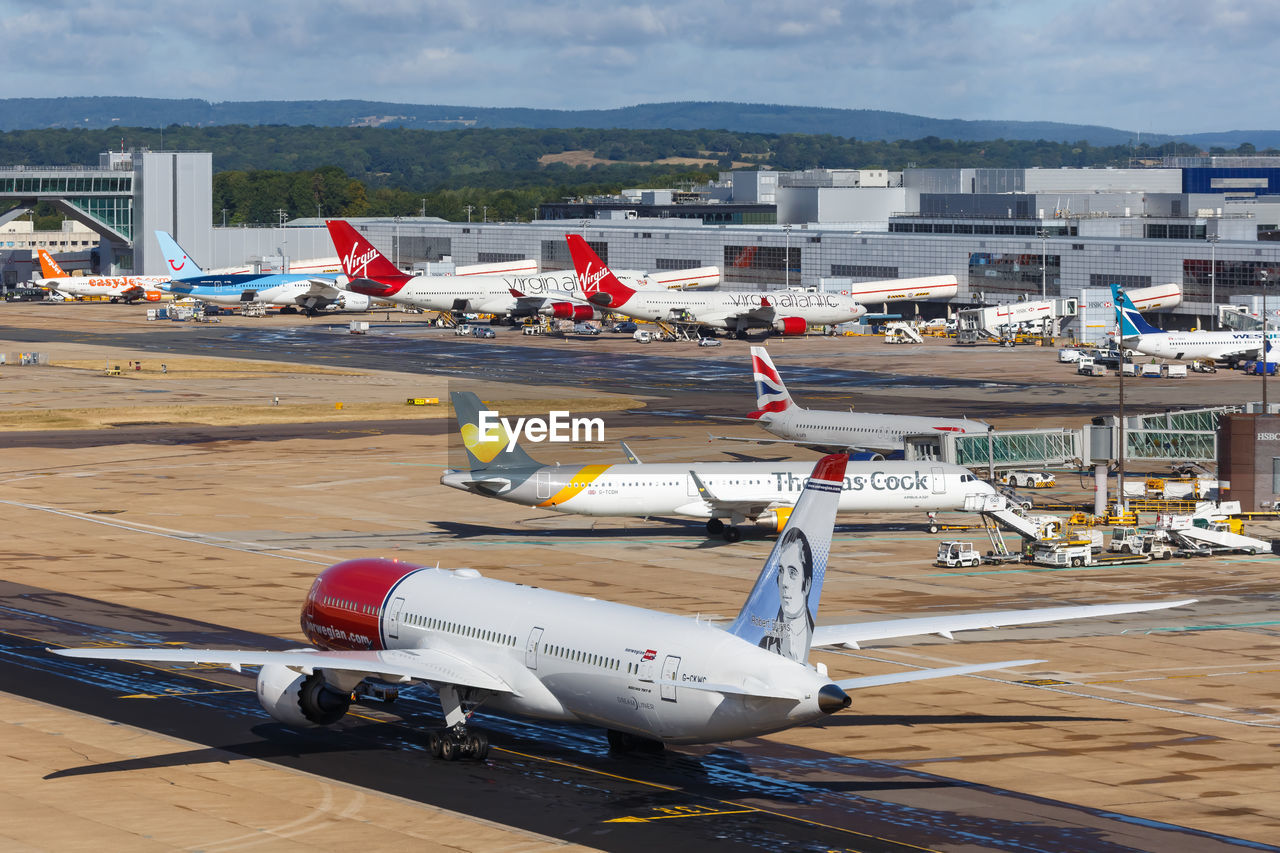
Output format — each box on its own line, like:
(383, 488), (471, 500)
(1156, 505), (1275, 555)
(964, 492), (1064, 558)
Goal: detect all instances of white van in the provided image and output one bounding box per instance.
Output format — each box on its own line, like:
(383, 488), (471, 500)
(633, 329), (652, 343)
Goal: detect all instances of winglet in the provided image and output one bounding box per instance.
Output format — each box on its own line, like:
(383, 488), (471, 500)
(620, 441), (642, 464)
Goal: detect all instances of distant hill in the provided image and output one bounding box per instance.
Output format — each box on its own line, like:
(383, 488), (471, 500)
(0, 96), (1217, 147)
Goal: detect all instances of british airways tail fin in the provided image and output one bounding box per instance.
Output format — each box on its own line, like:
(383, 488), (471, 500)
(1111, 284), (1164, 337)
(155, 231), (203, 279)
(748, 346), (796, 419)
(727, 453), (847, 663)
(565, 234), (637, 309)
(450, 391), (542, 472)
(37, 249), (66, 279)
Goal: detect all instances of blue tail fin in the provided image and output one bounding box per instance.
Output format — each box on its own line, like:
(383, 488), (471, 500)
(728, 453), (848, 663)
(155, 231), (203, 280)
(1110, 284), (1164, 337)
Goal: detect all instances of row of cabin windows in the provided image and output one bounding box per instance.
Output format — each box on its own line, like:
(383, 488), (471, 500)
(572, 479), (767, 487)
(802, 424), (890, 433)
(542, 642), (629, 672)
(321, 595), (382, 617)
(406, 611), (517, 647)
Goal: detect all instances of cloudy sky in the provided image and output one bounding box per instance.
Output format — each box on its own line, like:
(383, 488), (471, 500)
(6, 0), (1277, 134)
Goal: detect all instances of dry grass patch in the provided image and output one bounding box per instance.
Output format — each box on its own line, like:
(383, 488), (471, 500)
(0, 397), (640, 431)
(52, 357), (364, 380)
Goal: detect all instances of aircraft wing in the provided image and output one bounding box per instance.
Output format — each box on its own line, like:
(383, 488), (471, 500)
(51, 646), (516, 694)
(836, 659), (1045, 691)
(811, 599), (1196, 649)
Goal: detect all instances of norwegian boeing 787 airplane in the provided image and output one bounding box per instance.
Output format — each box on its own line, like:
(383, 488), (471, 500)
(53, 453), (1191, 760)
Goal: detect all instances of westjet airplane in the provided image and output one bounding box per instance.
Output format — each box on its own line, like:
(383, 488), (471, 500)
(54, 453), (1193, 760)
(440, 391), (994, 541)
(35, 249), (168, 302)
(568, 234), (866, 336)
(716, 347), (987, 457)
(326, 219), (715, 323)
(1113, 283), (1275, 364)
(156, 231), (370, 315)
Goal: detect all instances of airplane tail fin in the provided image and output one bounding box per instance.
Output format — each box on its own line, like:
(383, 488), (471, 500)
(565, 234), (637, 309)
(450, 391), (541, 471)
(748, 346), (796, 419)
(1111, 283), (1164, 337)
(37, 249), (66, 279)
(154, 231), (203, 279)
(727, 453), (847, 663)
(325, 220), (410, 297)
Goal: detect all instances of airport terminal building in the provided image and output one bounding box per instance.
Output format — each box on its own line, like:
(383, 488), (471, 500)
(3, 151), (1279, 339)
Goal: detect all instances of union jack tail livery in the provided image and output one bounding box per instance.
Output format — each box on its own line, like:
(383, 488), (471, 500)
(748, 346), (794, 419)
(565, 234), (636, 308)
(326, 220), (411, 298)
(37, 249), (67, 279)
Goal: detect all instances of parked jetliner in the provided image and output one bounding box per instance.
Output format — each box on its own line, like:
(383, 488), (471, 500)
(1113, 284), (1274, 364)
(568, 234), (866, 336)
(35, 249), (168, 302)
(326, 220), (713, 323)
(441, 391), (994, 541)
(54, 452), (1192, 760)
(714, 347), (987, 457)
(156, 232), (370, 315)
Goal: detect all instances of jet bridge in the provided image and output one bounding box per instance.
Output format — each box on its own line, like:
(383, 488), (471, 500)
(905, 428), (1081, 469)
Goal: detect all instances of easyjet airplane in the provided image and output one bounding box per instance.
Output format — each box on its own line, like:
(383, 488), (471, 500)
(53, 453), (1192, 760)
(441, 392), (995, 541)
(35, 249), (168, 302)
(326, 219), (716, 323)
(716, 346), (987, 456)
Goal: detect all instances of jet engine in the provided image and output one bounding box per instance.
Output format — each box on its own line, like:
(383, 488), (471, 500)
(336, 292), (372, 312)
(773, 317), (808, 336)
(753, 507), (794, 533)
(255, 664), (352, 727)
(849, 451), (885, 462)
(544, 301), (596, 322)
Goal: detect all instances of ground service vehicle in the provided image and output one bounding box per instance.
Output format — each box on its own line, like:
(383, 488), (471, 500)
(999, 471), (1056, 488)
(633, 330), (652, 343)
(936, 541), (981, 568)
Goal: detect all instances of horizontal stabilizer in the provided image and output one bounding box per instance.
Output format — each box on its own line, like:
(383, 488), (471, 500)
(655, 677), (802, 701)
(837, 658), (1045, 691)
(812, 599), (1196, 649)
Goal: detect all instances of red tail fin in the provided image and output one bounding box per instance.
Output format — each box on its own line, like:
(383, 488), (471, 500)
(565, 234), (636, 308)
(326, 220), (411, 296)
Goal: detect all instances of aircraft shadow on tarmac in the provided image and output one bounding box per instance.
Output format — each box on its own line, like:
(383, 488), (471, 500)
(815, 712), (1123, 728)
(428, 519), (913, 544)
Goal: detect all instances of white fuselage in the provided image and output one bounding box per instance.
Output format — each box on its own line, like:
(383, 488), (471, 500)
(840, 275), (958, 305)
(310, 567), (836, 744)
(758, 406), (985, 453)
(604, 289), (866, 330)
(442, 459), (992, 519)
(38, 274), (169, 299)
(368, 269), (656, 315)
(1125, 329), (1277, 362)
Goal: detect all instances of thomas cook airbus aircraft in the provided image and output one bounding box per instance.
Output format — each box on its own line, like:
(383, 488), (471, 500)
(52, 453), (1192, 760)
(441, 392), (996, 541)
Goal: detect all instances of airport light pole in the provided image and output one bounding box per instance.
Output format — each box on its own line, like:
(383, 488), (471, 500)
(464, 205), (473, 223)
(1207, 233), (1220, 329)
(1263, 272), (1270, 413)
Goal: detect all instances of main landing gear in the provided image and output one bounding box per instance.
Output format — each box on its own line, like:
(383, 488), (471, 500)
(429, 684), (490, 762)
(429, 724), (489, 761)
